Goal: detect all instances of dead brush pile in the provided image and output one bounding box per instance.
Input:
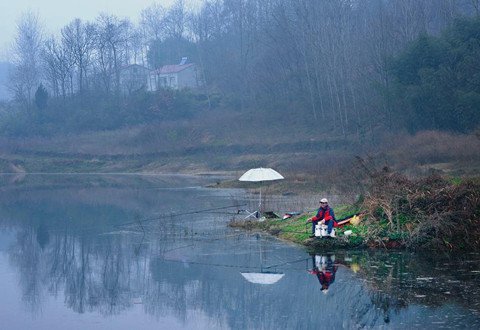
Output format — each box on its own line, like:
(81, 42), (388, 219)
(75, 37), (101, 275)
(362, 169), (480, 250)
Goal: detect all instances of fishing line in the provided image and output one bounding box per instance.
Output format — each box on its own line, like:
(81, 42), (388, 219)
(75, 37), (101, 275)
(40, 205), (320, 236)
(115, 203), (247, 227)
(156, 256), (286, 272)
(154, 255), (315, 274)
(161, 243), (196, 253)
(158, 257), (262, 271)
(142, 231), (252, 243)
(263, 257), (310, 270)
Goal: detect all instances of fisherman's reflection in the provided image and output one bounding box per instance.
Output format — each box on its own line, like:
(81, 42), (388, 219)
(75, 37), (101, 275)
(308, 254), (338, 293)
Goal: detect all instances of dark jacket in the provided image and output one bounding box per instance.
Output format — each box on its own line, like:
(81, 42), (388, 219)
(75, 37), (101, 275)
(311, 206), (336, 223)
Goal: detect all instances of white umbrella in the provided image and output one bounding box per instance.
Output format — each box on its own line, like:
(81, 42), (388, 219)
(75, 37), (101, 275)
(238, 168), (284, 212)
(238, 168), (284, 182)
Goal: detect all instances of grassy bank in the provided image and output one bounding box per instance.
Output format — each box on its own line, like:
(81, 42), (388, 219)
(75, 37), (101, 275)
(1, 123), (479, 177)
(229, 171), (480, 252)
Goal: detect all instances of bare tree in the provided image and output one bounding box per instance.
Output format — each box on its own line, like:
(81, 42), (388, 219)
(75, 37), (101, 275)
(128, 26), (147, 66)
(190, 0), (228, 87)
(8, 11), (44, 111)
(93, 14), (132, 95)
(43, 37), (69, 99)
(164, 0), (188, 40)
(61, 19), (96, 94)
(140, 3), (168, 41)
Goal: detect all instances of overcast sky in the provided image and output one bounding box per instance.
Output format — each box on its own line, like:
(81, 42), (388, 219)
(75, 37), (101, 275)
(0, 0), (201, 61)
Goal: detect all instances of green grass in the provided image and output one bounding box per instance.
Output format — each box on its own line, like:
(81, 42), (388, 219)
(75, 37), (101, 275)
(231, 203), (367, 248)
(448, 176), (463, 185)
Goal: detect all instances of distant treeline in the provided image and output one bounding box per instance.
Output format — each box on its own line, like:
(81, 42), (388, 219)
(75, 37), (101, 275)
(2, 0), (480, 136)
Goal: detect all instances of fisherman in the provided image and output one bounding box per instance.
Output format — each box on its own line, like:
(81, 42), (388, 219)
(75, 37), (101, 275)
(307, 198), (336, 238)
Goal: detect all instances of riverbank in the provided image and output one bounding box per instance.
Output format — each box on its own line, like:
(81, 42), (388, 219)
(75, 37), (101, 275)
(229, 171), (480, 252)
(1, 129), (479, 178)
(1, 123), (479, 251)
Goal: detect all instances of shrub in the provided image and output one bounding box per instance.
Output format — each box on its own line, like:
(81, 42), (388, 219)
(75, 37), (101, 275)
(362, 169), (480, 251)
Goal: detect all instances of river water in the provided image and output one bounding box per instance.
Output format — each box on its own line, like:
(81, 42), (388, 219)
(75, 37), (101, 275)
(0, 174), (479, 329)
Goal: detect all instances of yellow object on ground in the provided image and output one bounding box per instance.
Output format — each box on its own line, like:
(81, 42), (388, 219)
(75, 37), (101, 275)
(350, 215), (361, 226)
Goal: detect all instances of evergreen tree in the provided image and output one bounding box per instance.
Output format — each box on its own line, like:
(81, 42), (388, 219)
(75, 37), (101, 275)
(35, 83), (48, 110)
(390, 18), (480, 132)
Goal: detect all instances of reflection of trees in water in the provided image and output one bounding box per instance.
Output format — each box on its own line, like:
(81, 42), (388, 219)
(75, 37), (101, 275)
(0, 184), (227, 317)
(145, 248), (398, 329)
(9, 226), (45, 314)
(3, 181), (478, 328)
(65, 234), (150, 315)
(15, 220), (479, 328)
(63, 236), (93, 313)
(12, 223), (135, 315)
(8, 217), (395, 328)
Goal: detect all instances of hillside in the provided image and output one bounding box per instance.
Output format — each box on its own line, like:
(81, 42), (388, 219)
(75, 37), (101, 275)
(0, 118), (479, 188)
(0, 13), (479, 186)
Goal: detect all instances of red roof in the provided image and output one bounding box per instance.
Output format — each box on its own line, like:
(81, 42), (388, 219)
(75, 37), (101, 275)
(155, 63), (194, 74)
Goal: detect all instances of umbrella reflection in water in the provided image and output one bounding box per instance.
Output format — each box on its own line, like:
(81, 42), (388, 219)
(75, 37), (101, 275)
(240, 238), (285, 285)
(240, 272), (285, 285)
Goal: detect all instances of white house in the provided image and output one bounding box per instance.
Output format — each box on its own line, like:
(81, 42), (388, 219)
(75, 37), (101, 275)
(119, 64), (150, 94)
(148, 58), (199, 91)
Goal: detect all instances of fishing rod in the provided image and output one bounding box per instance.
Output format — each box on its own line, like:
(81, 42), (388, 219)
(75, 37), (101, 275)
(269, 228), (310, 235)
(42, 204), (246, 235)
(116, 203), (247, 227)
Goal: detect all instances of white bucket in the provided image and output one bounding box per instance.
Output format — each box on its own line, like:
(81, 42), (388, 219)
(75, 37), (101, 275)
(320, 225), (328, 237)
(330, 228), (336, 238)
(315, 224), (335, 237)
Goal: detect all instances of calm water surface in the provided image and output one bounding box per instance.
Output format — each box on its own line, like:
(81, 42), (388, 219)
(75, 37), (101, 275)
(0, 174), (479, 329)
